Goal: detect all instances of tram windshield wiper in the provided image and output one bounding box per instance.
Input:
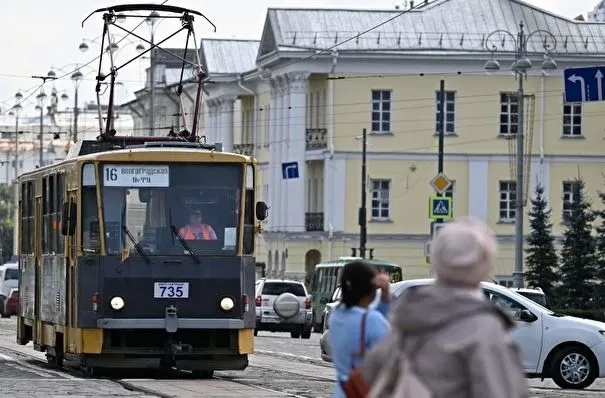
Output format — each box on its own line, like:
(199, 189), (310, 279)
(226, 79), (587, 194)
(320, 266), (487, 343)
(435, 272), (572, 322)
(170, 225), (201, 264)
(122, 225), (151, 263)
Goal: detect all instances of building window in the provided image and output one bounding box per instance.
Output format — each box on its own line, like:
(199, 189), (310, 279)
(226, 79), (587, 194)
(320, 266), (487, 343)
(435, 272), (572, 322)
(500, 93), (518, 136)
(563, 103), (582, 136)
(562, 181), (581, 223)
(371, 90), (391, 133)
(370, 179), (391, 220)
(499, 181), (516, 223)
(496, 277), (514, 288)
(435, 91), (455, 134)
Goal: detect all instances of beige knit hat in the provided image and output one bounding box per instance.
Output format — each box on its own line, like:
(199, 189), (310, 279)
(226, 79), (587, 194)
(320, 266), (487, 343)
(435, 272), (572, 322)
(430, 217), (497, 287)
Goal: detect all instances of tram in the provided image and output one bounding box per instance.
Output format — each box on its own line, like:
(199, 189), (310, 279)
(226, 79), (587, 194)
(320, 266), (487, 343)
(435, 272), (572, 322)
(15, 4), (268, 376)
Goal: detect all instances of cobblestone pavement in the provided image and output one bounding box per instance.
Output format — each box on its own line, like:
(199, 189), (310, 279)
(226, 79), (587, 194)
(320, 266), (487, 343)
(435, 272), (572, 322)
(1, 319), (605, 397)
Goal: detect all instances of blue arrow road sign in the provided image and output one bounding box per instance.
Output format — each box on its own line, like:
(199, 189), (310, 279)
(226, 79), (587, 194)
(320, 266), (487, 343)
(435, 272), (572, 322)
(564, 66), (605, 103)
(282, 162), (299, 179)
(429, 196), (452, 220)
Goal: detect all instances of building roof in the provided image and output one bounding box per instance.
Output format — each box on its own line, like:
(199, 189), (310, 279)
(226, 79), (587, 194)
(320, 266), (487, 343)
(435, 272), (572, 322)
(257, 0), (605, 59)
(200, 39), (260, 75)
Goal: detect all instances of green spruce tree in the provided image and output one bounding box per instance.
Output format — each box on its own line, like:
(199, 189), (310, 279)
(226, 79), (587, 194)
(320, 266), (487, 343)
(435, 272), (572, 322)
(524, 184), (558, 300)
(559, 179), (598, 309)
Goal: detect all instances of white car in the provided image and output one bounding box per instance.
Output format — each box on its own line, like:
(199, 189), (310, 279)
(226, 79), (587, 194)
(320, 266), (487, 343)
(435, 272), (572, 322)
(320, 279), (605, 390)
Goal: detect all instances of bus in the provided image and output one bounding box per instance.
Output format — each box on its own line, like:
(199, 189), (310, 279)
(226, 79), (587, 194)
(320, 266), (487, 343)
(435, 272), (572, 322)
(310, 257), (402, 332)
(15, 137), (268, 376)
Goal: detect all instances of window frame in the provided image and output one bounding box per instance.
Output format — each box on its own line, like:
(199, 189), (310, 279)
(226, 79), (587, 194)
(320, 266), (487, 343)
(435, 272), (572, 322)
(562, 101), (582, 137)
(435, 90), (456, 135)
(499, 180), (517, 223)
(370, 179), (391, 221)
(371, 90), (392, 134)
(562, 181), (580, 224)
(499, 92), (519, 137)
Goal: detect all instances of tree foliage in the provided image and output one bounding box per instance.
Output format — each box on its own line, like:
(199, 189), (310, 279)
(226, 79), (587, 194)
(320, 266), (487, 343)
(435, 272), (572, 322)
(596, 181), (605, 302)
(558, 179), (598, 309)
(524, 184), (558, 299)
(0, 183), (15, 263)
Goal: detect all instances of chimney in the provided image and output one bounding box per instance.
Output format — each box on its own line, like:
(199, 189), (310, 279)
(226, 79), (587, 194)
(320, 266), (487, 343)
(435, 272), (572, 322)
(410, 1), (414, 8)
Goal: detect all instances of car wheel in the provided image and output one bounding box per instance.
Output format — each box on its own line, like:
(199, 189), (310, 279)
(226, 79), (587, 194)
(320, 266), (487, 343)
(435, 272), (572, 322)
(551, 346), (597, 389)
(290, 331), (301, 339)
(301, 330), (311, 339)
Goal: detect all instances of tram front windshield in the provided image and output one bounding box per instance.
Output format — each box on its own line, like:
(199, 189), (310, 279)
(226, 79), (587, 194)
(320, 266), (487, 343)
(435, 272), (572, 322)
(99, 163), (242, 257)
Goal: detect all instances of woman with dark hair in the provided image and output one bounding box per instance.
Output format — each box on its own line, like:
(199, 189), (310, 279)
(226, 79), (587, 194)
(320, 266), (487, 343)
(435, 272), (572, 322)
(328, 260), (391, 398)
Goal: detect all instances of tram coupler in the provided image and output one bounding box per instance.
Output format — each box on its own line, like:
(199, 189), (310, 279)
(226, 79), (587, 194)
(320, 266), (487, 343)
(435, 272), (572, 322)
(165, 305), (178, 333)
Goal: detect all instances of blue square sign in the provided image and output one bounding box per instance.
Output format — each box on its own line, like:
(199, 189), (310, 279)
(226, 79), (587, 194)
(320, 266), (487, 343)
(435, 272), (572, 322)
(429, 196), (452, 220)
(282, 162), (299, 179)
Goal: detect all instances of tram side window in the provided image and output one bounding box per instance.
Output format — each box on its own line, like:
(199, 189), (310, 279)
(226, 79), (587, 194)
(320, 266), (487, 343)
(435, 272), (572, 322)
(56, 174), (65, 254)
(20, 181), (34, 255)
(81, 167), (99, 253)
(42, 175), (57, 254)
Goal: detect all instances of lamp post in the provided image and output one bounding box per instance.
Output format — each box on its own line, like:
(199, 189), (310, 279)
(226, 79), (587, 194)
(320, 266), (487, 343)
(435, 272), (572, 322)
(144, 11), (160, 136)
(484, 22), (557, 289)
(10, 91), (22, 256)
(48, 66), (87, 143)
(35, 90), (48, 167)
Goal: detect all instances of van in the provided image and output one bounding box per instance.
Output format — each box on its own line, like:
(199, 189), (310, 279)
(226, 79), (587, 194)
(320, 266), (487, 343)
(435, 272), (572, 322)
(0, 263), (18, 318)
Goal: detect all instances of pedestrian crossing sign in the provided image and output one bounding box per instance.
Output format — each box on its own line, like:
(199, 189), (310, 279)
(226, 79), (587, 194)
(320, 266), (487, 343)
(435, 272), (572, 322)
(429, 196), (452, 220)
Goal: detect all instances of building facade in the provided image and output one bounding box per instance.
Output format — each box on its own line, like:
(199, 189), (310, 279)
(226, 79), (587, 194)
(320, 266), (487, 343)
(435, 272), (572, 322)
(197, 0), (605, 285)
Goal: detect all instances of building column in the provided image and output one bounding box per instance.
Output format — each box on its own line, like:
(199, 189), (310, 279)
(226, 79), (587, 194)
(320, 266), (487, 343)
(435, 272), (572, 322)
(218, 96), (236, 153)
(268, 79), (280, 231)
(286, 72), (309, 233)
(205, 99), (216, 143)
(275, 76), (287, 231)
(279, 74), (291, 232)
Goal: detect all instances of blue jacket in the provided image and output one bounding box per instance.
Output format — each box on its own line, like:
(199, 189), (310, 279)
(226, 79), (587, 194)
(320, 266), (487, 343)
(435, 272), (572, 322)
(328, 300), (390, 398)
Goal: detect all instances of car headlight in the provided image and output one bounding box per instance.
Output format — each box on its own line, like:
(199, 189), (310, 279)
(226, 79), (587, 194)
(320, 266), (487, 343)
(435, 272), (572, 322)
(220, 297), (235, 311)
(110, 296), (125, 310)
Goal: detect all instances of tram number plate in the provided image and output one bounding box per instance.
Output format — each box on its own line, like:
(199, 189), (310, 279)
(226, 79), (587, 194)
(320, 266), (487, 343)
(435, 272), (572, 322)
(154, 282), (189, 298)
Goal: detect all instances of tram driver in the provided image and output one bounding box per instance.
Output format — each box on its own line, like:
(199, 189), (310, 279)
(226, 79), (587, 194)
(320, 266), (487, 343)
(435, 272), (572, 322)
(179, 208), (218, 240)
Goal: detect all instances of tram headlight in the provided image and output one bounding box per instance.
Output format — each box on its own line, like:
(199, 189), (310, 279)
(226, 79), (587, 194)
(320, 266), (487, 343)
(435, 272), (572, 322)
(110, 296), (125, 311)
(220, 297), (235, 311)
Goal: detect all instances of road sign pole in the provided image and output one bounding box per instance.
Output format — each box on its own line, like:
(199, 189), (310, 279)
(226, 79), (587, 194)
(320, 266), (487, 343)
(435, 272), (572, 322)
(359, 128), (367, 259)
(438, 80), (445, 179)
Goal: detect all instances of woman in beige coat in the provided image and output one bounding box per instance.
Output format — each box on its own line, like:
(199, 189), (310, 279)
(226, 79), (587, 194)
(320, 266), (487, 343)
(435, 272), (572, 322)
(362, 217), (529, 398)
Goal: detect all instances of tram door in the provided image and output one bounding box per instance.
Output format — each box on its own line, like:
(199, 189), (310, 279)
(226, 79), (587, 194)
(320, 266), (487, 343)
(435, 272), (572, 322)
(34, 197), (42, 346)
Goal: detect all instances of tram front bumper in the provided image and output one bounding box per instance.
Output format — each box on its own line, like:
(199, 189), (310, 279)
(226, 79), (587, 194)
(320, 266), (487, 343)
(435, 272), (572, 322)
(96, 317), (245, 329)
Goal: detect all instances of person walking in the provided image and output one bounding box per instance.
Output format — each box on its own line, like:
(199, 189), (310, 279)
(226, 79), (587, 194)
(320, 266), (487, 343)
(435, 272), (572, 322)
(329, 260), (392, 398)
(362, 217), (529, 398)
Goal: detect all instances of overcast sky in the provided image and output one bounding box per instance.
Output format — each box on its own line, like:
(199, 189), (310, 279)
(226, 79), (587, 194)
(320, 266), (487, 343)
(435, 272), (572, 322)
(0, 0), (598, 117)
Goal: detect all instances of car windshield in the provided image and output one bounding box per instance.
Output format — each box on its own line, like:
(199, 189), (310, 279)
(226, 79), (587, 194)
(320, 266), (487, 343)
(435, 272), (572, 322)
(100, 163), (243, 257)
(262, 282), (306, 297)
(4, 269), (18, 281)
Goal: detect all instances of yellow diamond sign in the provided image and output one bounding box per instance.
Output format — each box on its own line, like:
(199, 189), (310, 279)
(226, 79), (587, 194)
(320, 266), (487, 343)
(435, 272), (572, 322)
(429, 173), (452, 194)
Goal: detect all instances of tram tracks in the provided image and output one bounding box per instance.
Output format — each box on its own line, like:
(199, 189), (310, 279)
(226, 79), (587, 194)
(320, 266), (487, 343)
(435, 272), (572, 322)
(0, 329), (324, 397)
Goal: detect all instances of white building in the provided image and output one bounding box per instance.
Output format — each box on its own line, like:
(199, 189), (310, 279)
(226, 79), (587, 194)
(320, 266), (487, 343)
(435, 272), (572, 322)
(588, 0), (605, 21)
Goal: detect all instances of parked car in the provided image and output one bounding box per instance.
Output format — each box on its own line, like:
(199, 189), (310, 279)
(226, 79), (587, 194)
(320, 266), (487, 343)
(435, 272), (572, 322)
(320, 278), (605, 390)
(0, 263), (18, 318)
(3, 289), (18, 317)
(254, 279), (313, 339)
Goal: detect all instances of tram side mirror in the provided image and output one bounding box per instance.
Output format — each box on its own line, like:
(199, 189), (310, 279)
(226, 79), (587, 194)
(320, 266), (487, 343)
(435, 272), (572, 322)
(61, 201), (77, 236)
(255, 201), (268, 221)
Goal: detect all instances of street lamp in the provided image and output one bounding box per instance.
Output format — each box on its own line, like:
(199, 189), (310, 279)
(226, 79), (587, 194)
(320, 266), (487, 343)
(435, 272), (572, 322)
(9, 91), (22, 256)
(145, 11), (160, 136)
(484, 22), (557, 289)
(36, 90), (47, 167)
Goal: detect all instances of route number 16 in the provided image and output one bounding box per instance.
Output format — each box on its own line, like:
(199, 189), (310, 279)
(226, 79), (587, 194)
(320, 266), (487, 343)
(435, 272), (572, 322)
(106, 168), (118, 181)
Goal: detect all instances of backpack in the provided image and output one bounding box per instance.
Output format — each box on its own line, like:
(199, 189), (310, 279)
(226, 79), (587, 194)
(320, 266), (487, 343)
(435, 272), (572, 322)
(368, 309), (496, 398)
(367, 331), (434, 398)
